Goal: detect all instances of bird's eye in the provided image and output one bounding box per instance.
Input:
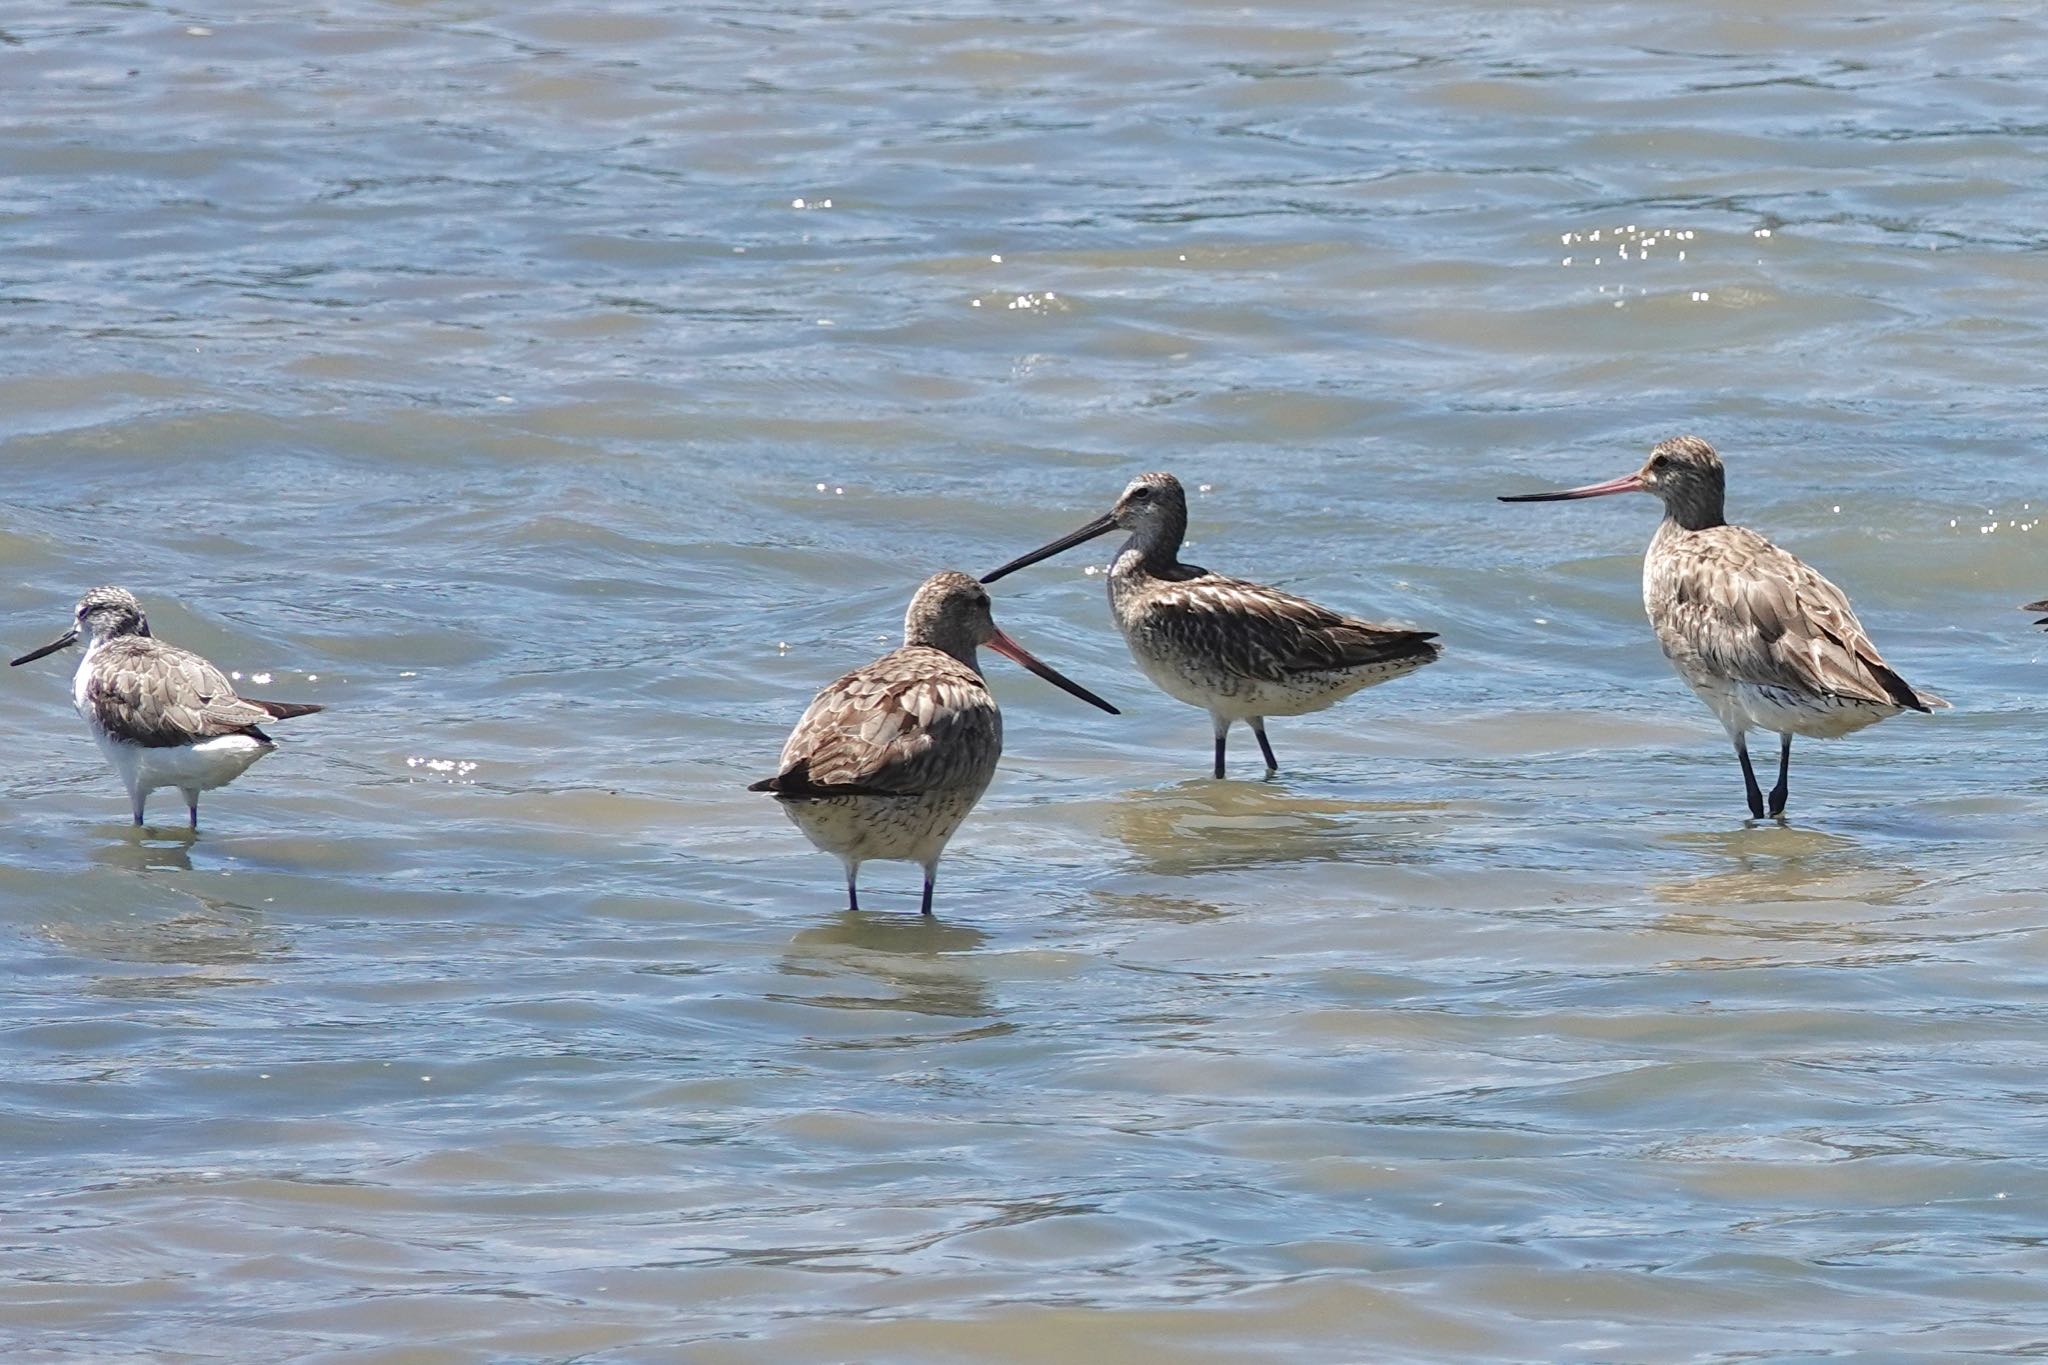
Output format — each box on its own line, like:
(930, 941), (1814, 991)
(1130, 487), (1151, 501)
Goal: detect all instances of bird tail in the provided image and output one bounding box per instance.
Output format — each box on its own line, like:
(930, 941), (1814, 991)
(748, 757), (891, 799)
(248, 699), (324, 721)
(2024, 599), (2048, 628)
(1866, 660), (1944, 713)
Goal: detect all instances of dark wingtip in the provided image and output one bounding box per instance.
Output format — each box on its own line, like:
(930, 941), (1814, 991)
(249, 699), (324, 721)
(749, 757), (894, 799)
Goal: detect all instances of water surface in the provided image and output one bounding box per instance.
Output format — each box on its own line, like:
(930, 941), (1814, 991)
(5, 1), (2048, 1359)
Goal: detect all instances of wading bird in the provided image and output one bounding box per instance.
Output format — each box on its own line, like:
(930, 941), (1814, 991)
(12, 586), (324, 830)
(1500, 436), (1944, 818)
(750, 571), (1117, 916)
(981, 472), (1440, 779)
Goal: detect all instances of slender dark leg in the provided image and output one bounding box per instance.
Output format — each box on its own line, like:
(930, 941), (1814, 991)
(185, 790), (200, 832)
(1212, 727), (1228, 780)
(1733, 734), (1766, 819)
(845, 864), (860, 912)
(131, 790), (147, 828)
(1768, 733), (1792, 818)
(920, 872), (935, 918)
(1250, 718), (1279, 774)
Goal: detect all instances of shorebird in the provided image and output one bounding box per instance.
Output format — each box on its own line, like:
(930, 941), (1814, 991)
(980, 472), (1442, 779)
(749, 570), (1117, 916)
(11, 586), (324, 830)
(1500, 435), (1944, 818)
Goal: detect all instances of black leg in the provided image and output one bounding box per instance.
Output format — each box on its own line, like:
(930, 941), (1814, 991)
(1213, 729), (1227, 780)
(1734, 734), (1765, 819)
(920, 873), (935, 918)
(186, 792), (200, 831)
(1768, 734), (1791, 818)
(845, 866), (860, 912)
(1250, 718), (1279, 774)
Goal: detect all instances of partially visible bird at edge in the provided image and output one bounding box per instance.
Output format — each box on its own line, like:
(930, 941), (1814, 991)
(11, 586), (325, 831)
(1499, 435), (1945, 819)
(979, 471), (1441, 779)
(749, 570), (1118, 917)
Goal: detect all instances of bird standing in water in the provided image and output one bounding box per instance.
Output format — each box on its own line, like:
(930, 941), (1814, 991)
(11, 586), (324, 831)
(1500, 436), (1944, 818)
(981, 472), (1440, 779)
(750, 570), (1117, 916)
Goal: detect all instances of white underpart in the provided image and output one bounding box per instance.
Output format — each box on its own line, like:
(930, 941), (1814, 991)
(1638, 536), (1899, 743)
(778, 786), (984, 882)
(70, 639), (274, 817)
(1687, 674), (1897, 742)
(1109, 546), (1430, 725)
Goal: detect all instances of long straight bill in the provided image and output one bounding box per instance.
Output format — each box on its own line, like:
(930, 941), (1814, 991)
(10, 628), (77, 667)
(985, 627), (1119, 714)
(1497, 471), (1646, 503)
(980, 512), (1119, 584)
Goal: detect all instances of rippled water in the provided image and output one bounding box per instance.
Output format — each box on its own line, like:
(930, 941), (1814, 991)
(5, 1), (2048, 1359)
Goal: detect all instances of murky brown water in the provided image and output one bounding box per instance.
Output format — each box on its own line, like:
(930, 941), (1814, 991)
(5, 1), (2048, 1359)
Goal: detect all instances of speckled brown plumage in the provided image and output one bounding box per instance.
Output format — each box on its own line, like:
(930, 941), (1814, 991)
(1502, 436), (1942, 819)
(756, 647), (1000, 800)
(751, 570), (1114, 916)
(11, 585), (323, 829)
(1122, 570), (1441, 688)
(982, 471), (1440, 778)
(1646, 518), (1934, 715)
(85, 634), (312, 747)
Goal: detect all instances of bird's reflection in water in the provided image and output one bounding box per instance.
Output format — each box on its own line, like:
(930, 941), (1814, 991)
(1084, 891), (1228, 924)
(1107, 778), (1441, 876)
(90, 825), (198, 874)
(1650, 822), (1934, 953)
(1657, 823), (1926, 905)
(38, 891), (286, 999)
(780, 910), (995, 1022)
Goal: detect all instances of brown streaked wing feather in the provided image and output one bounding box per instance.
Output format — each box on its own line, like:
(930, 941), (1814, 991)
(768, 646), (999, 796)
(1144, 575), (1440, 682)
(87, 637), (281, 748)
(1670, 527), (1930, 710)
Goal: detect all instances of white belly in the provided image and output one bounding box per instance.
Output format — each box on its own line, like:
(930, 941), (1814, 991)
(1727, 682), (1897, 740)
(779, 787), (984, 870)
(1125, 632), (1423, 723)
(95, 730), (274, 798)
(1676, 668), (1898, 741)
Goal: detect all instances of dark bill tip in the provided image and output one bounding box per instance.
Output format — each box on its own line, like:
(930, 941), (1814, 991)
(986, 628), (1120, 715)
(981, 512), (1120, 584)
(10, 629), (77, 667)
(1498, 471), (1647, 504)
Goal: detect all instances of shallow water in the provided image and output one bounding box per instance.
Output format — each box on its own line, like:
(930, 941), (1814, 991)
(4, 1), (2048, 1359)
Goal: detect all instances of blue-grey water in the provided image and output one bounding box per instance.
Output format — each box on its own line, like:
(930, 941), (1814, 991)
(4, 2), (2047, 1359)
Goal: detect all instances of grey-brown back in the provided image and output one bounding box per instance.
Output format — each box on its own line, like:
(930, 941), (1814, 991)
(753, 645), (1002, 799)
(87, 636), (319, 747)
(1648, 522), (1939, 711)
(1122, 570), (1441, 684)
